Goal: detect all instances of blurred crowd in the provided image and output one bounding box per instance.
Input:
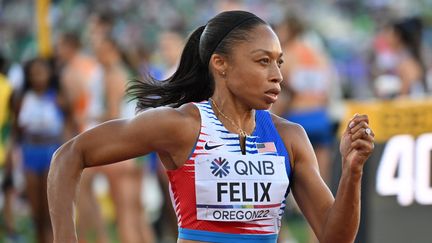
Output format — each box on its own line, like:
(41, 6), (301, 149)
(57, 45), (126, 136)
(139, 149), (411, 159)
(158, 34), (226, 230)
(1, 0), (432, 243)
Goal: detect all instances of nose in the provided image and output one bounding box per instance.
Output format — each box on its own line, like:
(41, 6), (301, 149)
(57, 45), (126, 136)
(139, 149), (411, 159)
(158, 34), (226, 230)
(269, 62), (283, 83)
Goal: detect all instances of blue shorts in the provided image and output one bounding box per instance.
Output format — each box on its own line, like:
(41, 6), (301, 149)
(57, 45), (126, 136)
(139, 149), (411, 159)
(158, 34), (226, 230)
(285, 108), (333, 147)
(21, 143), (60, 175)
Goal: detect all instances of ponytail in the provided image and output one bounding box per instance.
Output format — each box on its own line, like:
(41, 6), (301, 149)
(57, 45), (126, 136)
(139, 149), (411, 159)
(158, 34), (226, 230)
(127, 25), (214, 110)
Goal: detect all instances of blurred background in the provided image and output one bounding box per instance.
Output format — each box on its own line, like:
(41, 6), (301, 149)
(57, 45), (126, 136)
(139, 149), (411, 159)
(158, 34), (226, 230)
(1, 0), (432, 242)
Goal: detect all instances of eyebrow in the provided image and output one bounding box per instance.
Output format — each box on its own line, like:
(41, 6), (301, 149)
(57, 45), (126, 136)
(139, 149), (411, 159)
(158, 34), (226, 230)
(250, 49), (283, 57)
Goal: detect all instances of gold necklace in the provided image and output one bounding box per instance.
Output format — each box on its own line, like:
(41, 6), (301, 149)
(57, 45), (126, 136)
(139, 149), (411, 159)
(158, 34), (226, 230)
(209, 98), (251, 137)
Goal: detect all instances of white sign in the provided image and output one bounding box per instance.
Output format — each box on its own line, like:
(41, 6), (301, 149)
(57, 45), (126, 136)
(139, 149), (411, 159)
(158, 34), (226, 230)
(195, 153), (289, 222)
(376, 133), (432, 206)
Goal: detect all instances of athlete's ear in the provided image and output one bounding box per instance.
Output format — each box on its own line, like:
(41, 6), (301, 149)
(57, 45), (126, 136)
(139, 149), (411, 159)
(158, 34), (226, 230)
(209, 53), (228, 78)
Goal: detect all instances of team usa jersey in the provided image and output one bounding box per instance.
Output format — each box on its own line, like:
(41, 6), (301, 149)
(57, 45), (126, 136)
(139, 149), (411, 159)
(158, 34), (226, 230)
(167, 101), (293, 243)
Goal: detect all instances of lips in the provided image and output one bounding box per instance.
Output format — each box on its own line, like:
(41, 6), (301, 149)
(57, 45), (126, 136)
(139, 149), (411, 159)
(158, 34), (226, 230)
(265, 88), (280, 96)
(264, 88), (280, 103)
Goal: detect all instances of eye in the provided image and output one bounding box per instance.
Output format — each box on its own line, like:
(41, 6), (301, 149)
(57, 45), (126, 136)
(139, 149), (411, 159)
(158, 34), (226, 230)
(259, 58), (270, 65)
(277, 59), (284, 67)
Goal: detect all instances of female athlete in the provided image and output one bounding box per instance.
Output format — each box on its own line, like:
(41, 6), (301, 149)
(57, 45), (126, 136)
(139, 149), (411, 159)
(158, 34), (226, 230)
(48, 10), (374, 243)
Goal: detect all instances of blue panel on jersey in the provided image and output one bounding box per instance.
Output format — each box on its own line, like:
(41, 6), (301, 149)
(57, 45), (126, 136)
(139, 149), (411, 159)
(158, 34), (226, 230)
(253, 110), (292, 182)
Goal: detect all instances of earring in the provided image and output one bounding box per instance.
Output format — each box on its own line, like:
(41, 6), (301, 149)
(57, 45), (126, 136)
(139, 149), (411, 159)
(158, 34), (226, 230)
(222, 71), (226, 77)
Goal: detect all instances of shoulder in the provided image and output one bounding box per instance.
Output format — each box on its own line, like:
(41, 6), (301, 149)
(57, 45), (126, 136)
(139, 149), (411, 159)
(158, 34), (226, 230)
(133, 102), (200, 137)
(137, 102), (199, 122)
(130, 103), (201, 163)
(397, 56), (422, 75)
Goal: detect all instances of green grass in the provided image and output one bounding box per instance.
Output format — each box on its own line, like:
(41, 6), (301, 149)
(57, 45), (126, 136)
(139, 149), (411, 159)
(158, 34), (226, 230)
(0, 212), (35, 242)
(280, 212), (311, 243)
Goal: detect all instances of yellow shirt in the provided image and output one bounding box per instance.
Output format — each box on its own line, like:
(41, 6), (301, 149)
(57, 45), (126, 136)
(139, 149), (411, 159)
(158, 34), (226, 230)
(0, 74), (12, 165)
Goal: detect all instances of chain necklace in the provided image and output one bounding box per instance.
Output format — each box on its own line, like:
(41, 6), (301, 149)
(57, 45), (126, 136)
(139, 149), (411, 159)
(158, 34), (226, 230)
(209, 98), (251, 137)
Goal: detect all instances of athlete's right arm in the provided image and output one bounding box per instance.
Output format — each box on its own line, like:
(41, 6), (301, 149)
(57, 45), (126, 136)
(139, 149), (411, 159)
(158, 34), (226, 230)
(47, 106), (197, 242)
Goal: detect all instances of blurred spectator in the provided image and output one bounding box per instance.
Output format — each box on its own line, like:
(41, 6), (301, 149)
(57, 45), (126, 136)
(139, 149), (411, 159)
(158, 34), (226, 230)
(78, 37), (155, 243)
(86, 11), (115, 52)
(55, 31), (110, 242)
(127, 44), (164, 81)
(56, 32), (104, 135)
(372, 17), (426, 98)
(273, 15), (338, 243)
(97, 37), (155, 243)
(0, 53), (16, 241)
(274, 16), (335, 184)
(0, 54), (12, 171)
(13, 57), (68, 243)
(158, 30), (185, 78)
(145, 29), (186, 242)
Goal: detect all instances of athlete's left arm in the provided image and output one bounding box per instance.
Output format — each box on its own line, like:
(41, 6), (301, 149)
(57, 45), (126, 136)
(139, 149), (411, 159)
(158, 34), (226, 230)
(275, 114), (374, 243)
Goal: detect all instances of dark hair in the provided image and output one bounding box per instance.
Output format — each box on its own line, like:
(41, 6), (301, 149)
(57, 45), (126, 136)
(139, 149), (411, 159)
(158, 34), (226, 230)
(392, 17), (425, 85)
(22, 58), (57, 93)
(99, 37), (137, 77)
(283, 15), (305, 40)
(0, 53), (7, 74)
(128, 11), (267, 110)
(393, 17), (423, 65)
(59, 32), (82, 50)
(95, 11), (115, 27)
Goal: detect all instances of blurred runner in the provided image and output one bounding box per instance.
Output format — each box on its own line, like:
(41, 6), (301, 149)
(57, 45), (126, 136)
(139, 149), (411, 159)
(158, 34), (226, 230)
(56, 32), (109, 243)
(372, 17), (426, 98)
(13, 58), (68, 243)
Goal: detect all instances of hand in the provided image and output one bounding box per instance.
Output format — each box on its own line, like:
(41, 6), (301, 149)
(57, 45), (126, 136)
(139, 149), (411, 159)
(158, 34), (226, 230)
(340, 114), (375, 173)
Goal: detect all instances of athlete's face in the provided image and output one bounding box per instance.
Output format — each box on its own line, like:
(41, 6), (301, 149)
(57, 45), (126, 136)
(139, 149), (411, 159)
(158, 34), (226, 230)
(223, 24), (284, 110)
(29, 61), (51, 92)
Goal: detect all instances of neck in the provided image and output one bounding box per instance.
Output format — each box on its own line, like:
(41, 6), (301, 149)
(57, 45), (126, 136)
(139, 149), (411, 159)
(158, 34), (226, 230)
(33, 88), (47, 96)
(210, 90), (255, 136)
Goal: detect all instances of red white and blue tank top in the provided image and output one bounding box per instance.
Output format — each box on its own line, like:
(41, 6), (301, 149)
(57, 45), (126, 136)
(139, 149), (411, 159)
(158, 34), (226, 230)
(167, 101), (292, 243)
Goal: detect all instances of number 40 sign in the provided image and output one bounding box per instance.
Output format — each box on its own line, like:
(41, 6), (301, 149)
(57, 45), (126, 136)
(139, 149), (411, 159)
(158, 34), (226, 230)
(376, 133), (432, 206)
